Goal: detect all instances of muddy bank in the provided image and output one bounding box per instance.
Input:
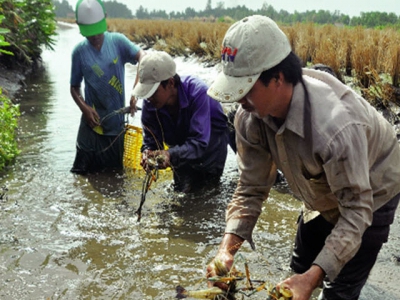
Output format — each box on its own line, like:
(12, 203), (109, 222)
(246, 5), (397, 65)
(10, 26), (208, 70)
(0, 64), (30, 101)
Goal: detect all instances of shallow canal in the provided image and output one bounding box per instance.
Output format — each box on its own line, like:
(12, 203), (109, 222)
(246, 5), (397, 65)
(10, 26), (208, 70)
(0, 23), (399, 300)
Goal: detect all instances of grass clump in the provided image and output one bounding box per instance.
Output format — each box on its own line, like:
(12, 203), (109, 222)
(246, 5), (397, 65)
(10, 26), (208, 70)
(0, 89), (20, 169)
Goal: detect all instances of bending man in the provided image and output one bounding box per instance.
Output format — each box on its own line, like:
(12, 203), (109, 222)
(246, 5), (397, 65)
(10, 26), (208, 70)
(132, 51), (229, 193)
(206, 15), (400, 300)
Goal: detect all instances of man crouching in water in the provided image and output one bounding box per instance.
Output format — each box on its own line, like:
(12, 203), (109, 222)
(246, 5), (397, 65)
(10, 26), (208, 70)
(206, 15), (400, 300)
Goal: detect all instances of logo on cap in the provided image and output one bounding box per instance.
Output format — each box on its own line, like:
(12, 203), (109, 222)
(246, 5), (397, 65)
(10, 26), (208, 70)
(221, 46), (238, 62)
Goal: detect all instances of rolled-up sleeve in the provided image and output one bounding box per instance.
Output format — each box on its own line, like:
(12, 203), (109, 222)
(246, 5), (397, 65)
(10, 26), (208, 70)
(225, 108), (277, 248)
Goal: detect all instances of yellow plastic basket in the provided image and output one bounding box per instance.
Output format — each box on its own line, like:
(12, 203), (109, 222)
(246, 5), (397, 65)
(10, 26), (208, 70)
(123, 124), (171, 173)
(123, 124), (143, 171)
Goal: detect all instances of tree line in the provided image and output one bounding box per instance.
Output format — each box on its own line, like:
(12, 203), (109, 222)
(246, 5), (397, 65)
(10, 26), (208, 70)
(52, 0), (400, 28)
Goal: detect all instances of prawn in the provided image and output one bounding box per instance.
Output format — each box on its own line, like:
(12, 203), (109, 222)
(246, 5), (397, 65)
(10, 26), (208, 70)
(92, 106), (141, 135)
(135, 167), (158, 222)
(207, 275), (245, 284)
(266, 284), (293, 300)
(135, 153), (165, 222)
(175, 285), (226, 299)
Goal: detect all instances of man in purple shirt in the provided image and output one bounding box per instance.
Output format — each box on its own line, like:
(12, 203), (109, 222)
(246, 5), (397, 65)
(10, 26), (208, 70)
(132, 51), (229, 193)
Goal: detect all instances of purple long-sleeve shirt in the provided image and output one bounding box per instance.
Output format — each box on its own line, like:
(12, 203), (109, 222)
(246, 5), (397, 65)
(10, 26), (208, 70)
(141, 75), (228, 171)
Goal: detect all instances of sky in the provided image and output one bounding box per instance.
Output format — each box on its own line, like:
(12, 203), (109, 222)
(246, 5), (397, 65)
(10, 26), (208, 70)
(68, 0), (400, 18)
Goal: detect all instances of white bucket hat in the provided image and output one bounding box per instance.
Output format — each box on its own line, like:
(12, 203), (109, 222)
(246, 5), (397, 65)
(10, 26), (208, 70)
(207, 15), (291, 103)
(132, 51), (176, 99)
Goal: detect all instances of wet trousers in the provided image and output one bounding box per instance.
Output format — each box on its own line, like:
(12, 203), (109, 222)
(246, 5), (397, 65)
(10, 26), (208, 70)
(172, 129), (229, 193)
(71, 122), (124, 174)
(290, 193), (400, 300)
(172, 164), (224, 193)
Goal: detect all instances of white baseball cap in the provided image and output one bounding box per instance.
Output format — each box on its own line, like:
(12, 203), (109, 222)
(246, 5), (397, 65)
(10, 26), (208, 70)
(75, 0), (107, 37)
(132, 51), (177, 99)
(207, 15), (291, 103)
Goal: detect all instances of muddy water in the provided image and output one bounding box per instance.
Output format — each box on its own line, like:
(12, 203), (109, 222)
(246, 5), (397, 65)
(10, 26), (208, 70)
(0, 23), (399, 300)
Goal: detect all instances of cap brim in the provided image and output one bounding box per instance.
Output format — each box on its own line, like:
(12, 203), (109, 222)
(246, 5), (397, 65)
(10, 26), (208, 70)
(78, 18), (107, 37)
(207, 72), (260, 103)
(132, 82), (160, 99)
